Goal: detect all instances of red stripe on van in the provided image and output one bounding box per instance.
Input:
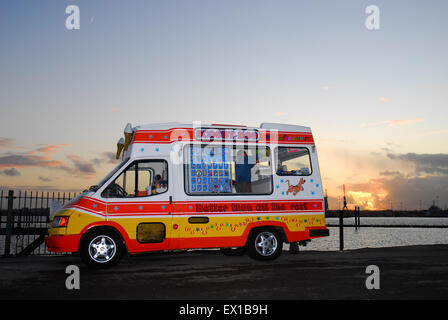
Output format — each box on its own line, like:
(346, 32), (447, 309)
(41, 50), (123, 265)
(132, 128), (314, 145)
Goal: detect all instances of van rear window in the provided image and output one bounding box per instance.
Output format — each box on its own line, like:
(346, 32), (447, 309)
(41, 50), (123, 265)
(275, 147), (312, 176)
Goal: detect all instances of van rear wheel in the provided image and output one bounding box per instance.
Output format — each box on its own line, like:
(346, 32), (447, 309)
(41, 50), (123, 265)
(247, 228), (282, 261)
(80, 229), (124, 268)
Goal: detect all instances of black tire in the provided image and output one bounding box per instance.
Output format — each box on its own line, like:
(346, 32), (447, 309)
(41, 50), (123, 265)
(79, 229), (124, 269)
(220, 247), (246, 256)
(246, 228), (283, 261)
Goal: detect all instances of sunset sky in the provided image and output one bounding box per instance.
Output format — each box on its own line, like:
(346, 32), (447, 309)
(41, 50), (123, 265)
(1, 0), (447, 210)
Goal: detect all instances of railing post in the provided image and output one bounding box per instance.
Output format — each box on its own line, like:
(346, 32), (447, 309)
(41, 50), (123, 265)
(4, 190), (14, 256)
(339, 209), (344, 251)
(357, 207), (361, 229)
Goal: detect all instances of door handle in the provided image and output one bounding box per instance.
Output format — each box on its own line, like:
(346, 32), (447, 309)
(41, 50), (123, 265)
(188, 217), (209, 224)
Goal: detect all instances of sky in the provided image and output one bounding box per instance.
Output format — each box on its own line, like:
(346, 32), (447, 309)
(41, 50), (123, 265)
(0, 0), (447, 210)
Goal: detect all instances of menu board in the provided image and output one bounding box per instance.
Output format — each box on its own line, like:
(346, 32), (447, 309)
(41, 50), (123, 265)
(189, 146), (232, 193)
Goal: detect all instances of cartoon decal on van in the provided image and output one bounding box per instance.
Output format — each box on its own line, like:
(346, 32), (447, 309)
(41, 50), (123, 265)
(45, 122), (329, 268)
(285, 178), (306, 196)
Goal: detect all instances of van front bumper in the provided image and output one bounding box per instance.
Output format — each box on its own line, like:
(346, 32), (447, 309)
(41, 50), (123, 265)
(45, 234), (81, 253)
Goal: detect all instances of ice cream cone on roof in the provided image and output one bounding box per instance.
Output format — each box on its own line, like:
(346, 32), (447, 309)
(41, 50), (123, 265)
(124, 123), (133, 150)
(116, 137), (125, 159)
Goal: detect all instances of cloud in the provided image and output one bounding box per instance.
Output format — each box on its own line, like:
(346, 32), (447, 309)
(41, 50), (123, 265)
(387, 152), (448, 176)
(380, 147), (393, 153)
(0, 138), (16, 149)
(388, 119), (424, 126)
(361, 118), (424, 127)
(342, 174), (448, 210)
(324, 149), (448, 210)
(0, 167), (20, 176)
(378, 97), (388, 102)
(102, 152), (116, 162)
(0, 137), (25, 150)
(0, 153), (97, 177)
(0, 154), (66, 169)
(379, 170), (404, 177)
(91, 152), (117, 165)
(38, 176), (52, 182)
(67, 155), (96, 175)
(0, 141), (72, 172)
(28, 144), (71, 155)
(337, 151), (448, 209)
(380, 175), (448, 209)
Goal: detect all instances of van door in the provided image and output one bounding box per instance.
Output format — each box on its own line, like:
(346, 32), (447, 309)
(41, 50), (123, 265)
(101, 158), (172, 252)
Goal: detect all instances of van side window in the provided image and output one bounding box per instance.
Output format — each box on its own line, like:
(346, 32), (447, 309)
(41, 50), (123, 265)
(275, 147), (312, 176)
(102, 160), (168, 198)
(184, 145), (273, 195)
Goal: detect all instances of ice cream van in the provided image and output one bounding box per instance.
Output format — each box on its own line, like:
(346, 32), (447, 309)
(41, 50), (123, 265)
(45, 122), (329, 268)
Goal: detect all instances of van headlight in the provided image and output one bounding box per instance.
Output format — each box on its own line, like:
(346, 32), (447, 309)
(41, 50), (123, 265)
(52, 216), (70, 228)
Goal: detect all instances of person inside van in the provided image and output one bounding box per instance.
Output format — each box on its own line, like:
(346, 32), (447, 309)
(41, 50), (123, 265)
(235, 150), (257, 193)
(151, 174), (162, 194)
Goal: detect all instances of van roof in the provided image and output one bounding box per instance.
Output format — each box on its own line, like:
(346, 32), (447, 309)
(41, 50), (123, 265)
(135, 122), (311, 133)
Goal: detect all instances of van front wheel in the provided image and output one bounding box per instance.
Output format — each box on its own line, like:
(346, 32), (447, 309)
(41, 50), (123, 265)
(80, 230), (124, 268)
(247, 228), (282, 261)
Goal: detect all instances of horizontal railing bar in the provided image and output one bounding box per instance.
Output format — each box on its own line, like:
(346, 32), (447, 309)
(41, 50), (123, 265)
(0, 228), (48, 236)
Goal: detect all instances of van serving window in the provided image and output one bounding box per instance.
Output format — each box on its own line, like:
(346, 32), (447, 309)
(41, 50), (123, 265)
(102, 160), (168, 198)
(184, 144), (272, 195)
(275, 147), (312, 176)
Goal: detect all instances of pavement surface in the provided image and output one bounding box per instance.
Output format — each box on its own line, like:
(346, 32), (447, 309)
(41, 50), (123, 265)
(1, 245), (448, 300)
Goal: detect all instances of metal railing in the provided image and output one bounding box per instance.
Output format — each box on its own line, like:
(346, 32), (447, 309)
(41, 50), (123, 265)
(0, 189), (79, 256)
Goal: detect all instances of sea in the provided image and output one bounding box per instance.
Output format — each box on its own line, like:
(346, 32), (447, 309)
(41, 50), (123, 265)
(286, 217), (448, 251)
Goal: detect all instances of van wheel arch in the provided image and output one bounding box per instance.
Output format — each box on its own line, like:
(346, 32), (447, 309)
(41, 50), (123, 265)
(246, 226), (287, 244)
(79, 225), (128, 255)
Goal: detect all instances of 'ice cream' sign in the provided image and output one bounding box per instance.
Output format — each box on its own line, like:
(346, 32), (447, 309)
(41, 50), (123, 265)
(194, 128), (259, 142)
